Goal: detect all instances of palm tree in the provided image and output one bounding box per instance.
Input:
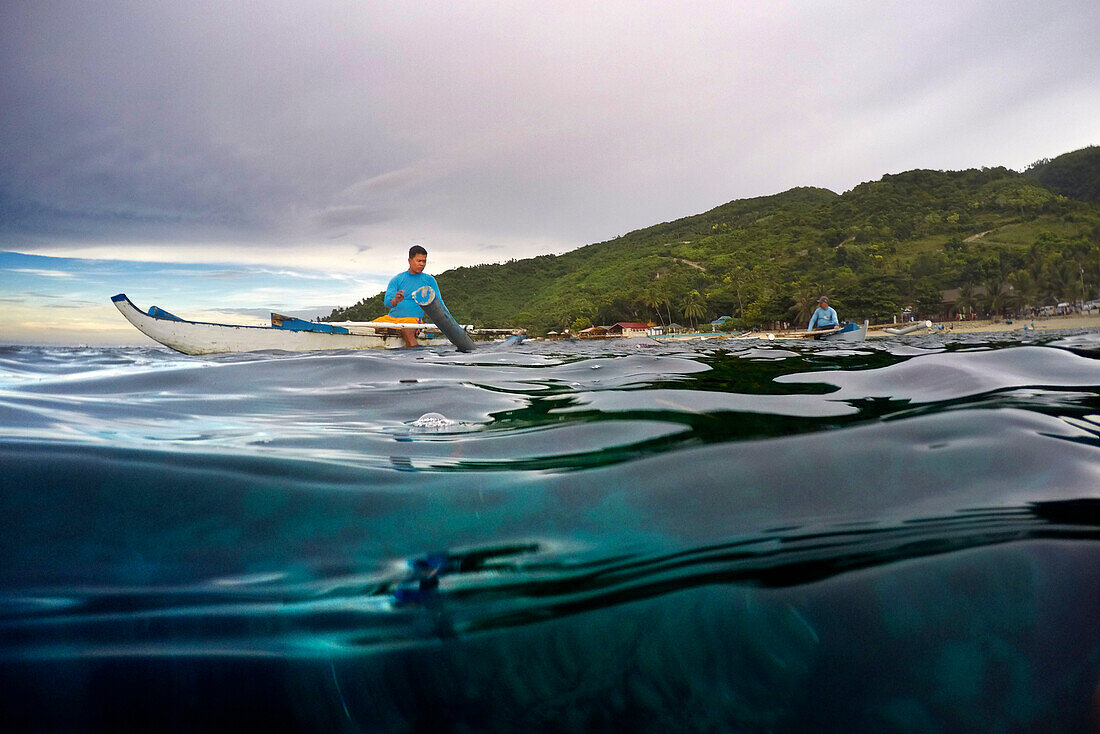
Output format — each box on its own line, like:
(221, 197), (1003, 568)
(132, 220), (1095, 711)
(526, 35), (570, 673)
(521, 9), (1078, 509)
(681, 291), (706, 330)
(955, 282), (977, 318)
(1009, 270), (1038, 313)
(659, 285), (675, 326)
(792, 286), (821, 324)
(725, 266), (754, 317)
(983, 277), (1008, 317)
(643, 289), (665, 325)
(1062, 260), (1085, 304)
(1043, 259), (1081, 303)
(1085, 259), (1100, 301)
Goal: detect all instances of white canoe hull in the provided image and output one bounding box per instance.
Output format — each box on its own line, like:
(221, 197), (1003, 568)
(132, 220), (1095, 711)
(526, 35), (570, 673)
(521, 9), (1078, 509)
(112, 294), (410, 354)
(817, 320), (868, 343)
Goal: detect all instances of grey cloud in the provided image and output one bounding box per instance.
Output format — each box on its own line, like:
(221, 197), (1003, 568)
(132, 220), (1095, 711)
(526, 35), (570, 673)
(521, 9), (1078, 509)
(46, 301), (99, 310)
(159, 269), (250, 280)
(311, 205), (396, 230)
(1, 0), (1097, 263)
(226, 306), (337, 320)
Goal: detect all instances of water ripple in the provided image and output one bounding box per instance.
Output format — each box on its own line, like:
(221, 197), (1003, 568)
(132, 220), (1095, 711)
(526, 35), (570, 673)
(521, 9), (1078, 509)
(1, 337), (1098, 731)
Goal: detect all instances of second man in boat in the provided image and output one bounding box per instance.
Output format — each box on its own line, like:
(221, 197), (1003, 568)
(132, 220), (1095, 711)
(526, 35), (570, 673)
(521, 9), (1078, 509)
(807, 296), (839, 332)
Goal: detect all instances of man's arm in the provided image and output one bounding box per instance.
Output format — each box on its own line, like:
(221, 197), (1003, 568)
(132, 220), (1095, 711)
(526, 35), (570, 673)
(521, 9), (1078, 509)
(384, 275), (403, 309)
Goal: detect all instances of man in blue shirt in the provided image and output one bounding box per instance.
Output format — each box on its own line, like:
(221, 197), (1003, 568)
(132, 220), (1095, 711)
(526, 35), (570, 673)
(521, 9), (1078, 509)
(383, 245), (449, 347)
(807, 296), (839, 332)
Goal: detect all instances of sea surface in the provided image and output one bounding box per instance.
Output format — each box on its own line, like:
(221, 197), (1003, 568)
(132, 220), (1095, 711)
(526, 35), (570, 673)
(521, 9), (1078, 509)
(2, 331), (1099, 733)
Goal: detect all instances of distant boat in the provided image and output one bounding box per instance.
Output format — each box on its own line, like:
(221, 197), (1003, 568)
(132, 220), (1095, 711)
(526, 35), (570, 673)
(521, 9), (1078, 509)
(111, 293), (520, 355)
(735, 320), (869, 343)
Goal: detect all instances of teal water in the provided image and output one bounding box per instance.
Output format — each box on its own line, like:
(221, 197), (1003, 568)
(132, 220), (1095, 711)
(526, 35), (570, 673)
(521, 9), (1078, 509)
(1, 332), (1099, 732)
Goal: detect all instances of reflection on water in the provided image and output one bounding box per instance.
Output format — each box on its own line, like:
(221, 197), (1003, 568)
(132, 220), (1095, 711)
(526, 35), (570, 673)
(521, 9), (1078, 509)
(1, 332), (1099, 731)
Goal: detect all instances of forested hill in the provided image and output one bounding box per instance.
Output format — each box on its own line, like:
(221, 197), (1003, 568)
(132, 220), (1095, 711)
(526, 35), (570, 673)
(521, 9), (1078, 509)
(1023, 146), (1100, 203)
(326, 146), (1100, 334)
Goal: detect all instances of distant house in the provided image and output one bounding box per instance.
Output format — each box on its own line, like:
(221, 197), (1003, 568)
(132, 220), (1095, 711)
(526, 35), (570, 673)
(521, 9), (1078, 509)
(940, 284), (1016, 318)
(608, 322), (650, 338)
(940, 285), (987, 314)
(666, 323), (684, 333)
(578, 325), (609, 339)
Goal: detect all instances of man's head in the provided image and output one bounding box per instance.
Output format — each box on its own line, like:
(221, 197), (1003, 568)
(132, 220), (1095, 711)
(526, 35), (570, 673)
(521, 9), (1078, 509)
(818, 296), (829, 306)
(408, 245), (427, 274)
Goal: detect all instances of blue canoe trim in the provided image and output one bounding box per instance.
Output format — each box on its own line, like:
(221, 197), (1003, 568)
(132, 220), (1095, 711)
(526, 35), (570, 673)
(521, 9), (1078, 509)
(147, 306), (184, 321)
(115, 294), (353, 335)
(272, 317), (349, 334)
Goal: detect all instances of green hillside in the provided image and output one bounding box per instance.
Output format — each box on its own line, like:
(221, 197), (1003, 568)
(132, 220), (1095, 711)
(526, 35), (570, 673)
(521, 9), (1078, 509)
(327, 148), (1100, 334)
(1023, 146), (1100, 203)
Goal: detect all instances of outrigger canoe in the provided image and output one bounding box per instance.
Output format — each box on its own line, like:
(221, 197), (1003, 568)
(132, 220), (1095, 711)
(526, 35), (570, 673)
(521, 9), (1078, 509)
(111, 292), (519, 354)
(814, 320), (869, 343)
(729, 319), (869, 344)
(884, 320), (933, 335)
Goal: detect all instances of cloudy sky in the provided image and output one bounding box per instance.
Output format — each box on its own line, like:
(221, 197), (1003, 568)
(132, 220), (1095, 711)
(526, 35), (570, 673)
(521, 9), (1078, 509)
(1, 0), (1097, 344)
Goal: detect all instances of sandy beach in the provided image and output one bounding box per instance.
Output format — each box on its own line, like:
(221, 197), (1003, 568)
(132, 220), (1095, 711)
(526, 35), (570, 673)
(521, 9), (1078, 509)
(715, 312), (1100, 341)
(561, 313), (1100, 342)
(869, 312), (1100, 337)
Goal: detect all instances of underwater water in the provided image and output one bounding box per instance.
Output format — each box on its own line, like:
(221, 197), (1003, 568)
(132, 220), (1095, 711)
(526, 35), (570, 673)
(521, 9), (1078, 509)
(1, 331), (1099, 732)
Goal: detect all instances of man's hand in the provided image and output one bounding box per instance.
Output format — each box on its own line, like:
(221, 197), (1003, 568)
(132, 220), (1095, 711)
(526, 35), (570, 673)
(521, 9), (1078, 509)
(391, 289), (405, 307)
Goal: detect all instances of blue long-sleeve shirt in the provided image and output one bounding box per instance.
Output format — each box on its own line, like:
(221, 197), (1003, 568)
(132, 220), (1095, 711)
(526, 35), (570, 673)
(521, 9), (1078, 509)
(807, 305), (839, 331)
(384, 271), (451, 320)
